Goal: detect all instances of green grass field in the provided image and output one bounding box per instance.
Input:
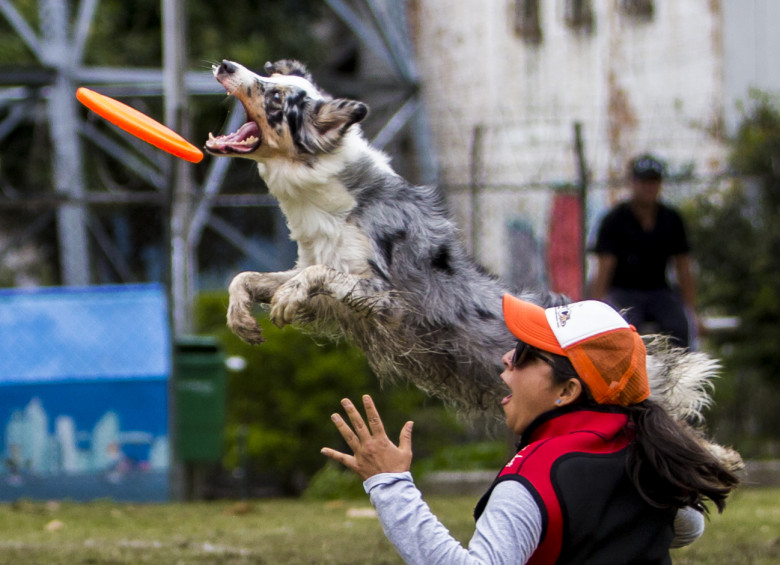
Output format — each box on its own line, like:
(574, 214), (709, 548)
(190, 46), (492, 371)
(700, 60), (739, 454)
(0, 487), (777, 564)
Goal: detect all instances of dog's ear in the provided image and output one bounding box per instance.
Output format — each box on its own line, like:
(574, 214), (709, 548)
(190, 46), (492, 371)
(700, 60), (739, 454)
(313, 99), (368, 134)
(295, 98), (369, 154)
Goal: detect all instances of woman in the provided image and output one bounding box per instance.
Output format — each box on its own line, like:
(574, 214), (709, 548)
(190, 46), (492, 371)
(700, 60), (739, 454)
(321, 295), (739, 564)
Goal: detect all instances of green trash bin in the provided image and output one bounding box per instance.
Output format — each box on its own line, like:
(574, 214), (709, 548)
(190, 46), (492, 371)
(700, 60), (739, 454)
(174, 336), (226, 462)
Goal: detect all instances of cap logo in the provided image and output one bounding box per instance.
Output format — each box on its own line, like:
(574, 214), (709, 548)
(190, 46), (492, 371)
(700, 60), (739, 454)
(556, 307), (571, 327)
(545, 300), (630, 349)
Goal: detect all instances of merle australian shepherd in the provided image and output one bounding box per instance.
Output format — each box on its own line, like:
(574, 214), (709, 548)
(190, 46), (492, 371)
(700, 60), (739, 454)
(205, 59), (740, 467)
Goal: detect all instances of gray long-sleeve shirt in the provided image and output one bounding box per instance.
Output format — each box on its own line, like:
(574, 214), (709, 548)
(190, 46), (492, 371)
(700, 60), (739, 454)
(364, 472), (704, 565)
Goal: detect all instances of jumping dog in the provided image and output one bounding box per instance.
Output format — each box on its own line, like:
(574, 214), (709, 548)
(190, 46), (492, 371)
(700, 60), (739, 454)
(205, 59), (741, 469)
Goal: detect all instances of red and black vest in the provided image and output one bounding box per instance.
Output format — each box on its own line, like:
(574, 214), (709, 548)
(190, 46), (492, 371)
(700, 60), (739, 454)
(474, 406), (676, 564)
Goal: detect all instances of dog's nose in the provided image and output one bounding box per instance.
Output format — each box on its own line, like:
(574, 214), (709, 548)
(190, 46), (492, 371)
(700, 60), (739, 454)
(219, 60), (237, 75)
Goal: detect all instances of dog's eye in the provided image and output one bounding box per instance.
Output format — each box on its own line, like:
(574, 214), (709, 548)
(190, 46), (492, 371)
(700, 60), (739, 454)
(272, 92), (282, 104)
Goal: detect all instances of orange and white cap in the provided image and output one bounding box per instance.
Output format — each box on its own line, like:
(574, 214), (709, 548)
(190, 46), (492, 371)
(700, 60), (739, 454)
(502, 294), (650, 406)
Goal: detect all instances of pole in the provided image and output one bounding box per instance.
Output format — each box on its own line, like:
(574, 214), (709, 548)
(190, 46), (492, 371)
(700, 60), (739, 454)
(162, 0), (191, 501)
(41, 0), (90, 286)
(573, 122), (588, 299)
(163, 0), (193, 339)
(469, 124), (484, 258)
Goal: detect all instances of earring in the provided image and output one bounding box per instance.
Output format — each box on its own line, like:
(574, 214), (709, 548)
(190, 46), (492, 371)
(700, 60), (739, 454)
(556, 399), (562, 405)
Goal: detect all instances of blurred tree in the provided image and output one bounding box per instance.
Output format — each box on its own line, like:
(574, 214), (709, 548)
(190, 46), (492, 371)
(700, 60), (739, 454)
(684, 91), (780, 454)
(80, 0), (327, 69)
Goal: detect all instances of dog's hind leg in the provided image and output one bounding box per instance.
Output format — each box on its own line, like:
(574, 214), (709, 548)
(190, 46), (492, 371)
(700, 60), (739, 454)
(269, 264), (397, 328)
(227, 270), (300, 344)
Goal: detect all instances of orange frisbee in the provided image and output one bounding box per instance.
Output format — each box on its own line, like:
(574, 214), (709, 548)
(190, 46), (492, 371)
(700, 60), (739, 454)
(76, 87), (203, 163)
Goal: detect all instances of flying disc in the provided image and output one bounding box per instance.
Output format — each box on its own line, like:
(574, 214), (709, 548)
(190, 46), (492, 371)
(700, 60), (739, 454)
(76, 87), (203, 163)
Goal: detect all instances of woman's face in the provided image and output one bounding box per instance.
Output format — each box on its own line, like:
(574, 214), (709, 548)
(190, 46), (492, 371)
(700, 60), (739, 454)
(500, 348), (563, 436)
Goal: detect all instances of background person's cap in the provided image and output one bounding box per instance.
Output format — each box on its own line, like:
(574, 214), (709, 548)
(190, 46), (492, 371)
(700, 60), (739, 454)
(502, 295), (650, 406)
(630, 154), (665, 181)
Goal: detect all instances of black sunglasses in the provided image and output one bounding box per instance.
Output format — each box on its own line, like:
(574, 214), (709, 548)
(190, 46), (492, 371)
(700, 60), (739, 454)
(511, 341), (555, 369)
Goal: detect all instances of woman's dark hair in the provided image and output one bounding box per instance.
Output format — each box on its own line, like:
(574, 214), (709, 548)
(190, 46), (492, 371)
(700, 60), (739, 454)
(514, 341), (739, 513)
(623, 400), (738, 513)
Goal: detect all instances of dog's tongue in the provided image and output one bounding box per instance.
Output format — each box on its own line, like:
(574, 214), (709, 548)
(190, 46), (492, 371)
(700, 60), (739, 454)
(206, 121), (261, 153)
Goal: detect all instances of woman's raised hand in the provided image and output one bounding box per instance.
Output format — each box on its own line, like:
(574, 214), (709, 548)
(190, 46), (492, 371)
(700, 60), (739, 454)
(321, 395), (413, 481)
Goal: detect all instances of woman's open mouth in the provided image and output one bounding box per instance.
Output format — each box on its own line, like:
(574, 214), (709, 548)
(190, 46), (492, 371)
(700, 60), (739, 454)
(501, 394), (512, 406)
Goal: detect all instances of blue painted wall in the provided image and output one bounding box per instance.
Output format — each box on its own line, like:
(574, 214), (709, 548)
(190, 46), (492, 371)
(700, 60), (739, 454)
(0, 285), (171, 502)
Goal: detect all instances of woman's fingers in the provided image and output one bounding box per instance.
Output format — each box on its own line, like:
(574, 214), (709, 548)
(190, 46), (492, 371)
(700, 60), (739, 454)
(337, 396), (389, 441)
(341, 398), (372, 441)
(398, 421), (414, 453)
(324, 396), (414, 480)
(321, 447), (357, 471)
(361, 395), (387, 437)
(330, 396), (395, 451)
(330, 412), (362, 453)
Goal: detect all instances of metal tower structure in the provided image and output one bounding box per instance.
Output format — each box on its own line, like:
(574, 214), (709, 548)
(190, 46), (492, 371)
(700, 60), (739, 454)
(0, 0), (435, 336)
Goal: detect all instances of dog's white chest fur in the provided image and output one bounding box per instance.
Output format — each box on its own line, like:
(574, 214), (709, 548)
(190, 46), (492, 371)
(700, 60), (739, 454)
(259, 152), (372, 275)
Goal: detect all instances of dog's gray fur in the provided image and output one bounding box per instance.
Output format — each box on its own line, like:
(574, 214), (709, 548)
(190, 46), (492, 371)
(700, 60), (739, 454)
(205, 59), (741, 468)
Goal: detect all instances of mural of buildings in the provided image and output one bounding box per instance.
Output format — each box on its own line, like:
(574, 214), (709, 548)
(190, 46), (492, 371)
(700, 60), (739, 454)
(3, 397), (168, 480)
(0, 284), (171, 502)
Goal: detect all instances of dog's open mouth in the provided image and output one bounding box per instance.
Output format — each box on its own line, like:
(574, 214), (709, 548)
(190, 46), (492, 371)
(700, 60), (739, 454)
(205, 120), (261, 155)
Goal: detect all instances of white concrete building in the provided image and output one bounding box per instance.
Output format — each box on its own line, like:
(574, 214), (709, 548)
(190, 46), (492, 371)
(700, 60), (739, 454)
(406, 0), (780, 291)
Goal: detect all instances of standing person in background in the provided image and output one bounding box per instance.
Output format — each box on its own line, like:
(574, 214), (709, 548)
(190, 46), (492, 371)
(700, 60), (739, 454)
(589, 153), (698, 348)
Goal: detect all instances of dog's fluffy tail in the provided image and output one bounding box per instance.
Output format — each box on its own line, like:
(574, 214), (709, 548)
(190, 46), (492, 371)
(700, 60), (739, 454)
(645, 336), (718, 424)
(645, 336), (744, 472)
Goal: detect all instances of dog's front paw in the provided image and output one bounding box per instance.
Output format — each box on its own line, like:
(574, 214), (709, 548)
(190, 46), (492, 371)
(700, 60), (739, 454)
(269, 278), (310, 328)
(226, 271), (276, 345)
(227, 301), (266, 345)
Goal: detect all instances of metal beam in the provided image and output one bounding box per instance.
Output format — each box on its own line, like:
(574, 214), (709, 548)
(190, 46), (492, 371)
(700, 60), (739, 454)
(42, 0), (90, 286)
(0, 68), (216, 94)
(366, 0), (417, 81)
(327, 0), (437, 184)
(0, 100), (31, 143)
(88, 215), (136, 283)
(71, 0), (100, 67)
(76, 67), (218, 93)
(0, 68), (57, 86)
(78, 120), (168, 189)
(188, 100), (246, 248)
(206, 214), (279, 269)
(371, 93), (420, 149)
(0, 86), (37, 104)
(324, 0), (397, 72)
(0, 211), (54, 263)
(0, 192), (278, 208)
(163, 0), (194, 337)
(0, 0), (43, 59)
